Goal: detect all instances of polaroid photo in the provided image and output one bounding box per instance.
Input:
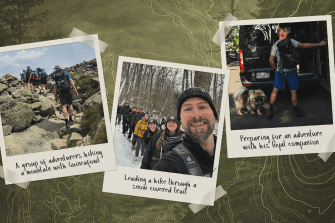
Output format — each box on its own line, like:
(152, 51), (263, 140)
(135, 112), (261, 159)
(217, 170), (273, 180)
(220, 15), (335, 158)
(103, 56), (230, 205)
(0, 34), (116, 184)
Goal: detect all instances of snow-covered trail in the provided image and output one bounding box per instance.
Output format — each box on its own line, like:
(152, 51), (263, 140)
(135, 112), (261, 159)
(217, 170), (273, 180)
(114, 124), (141, 168)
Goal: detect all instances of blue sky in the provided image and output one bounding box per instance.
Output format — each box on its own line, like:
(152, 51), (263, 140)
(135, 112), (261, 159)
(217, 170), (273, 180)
(0, 41), (96, 78)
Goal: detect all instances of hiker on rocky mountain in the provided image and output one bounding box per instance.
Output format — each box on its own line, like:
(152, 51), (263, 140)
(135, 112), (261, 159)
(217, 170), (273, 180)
(153, 87), (217, 177)
(21, 69), (28, 88)
(28, 69), (38, 93)
(26, 66), (32, 90)
(127, 106), (137, 141)
(37, 67), (48, 97)
(134, 113), (149, 160)
(120, 101), (132, 135)
(142, 115), (183, 170)
(53, 65), (79, 128)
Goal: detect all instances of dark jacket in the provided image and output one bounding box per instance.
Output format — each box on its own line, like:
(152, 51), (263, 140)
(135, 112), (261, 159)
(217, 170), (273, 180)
(143, 128), (159, 145)
(140, 130), (178, 170)
(152, 133), (216, 177)
(120, 105), (132, 117)
(128, 110), (137, 126)
(131, 112), (144, 127)
(117, 105), (122, 114)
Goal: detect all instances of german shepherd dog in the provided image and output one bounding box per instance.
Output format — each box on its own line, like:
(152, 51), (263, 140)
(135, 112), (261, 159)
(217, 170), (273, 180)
(233, 87), (267, 115)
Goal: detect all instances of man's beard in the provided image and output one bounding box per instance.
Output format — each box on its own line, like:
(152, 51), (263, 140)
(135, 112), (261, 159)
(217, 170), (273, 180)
(185, 117), (214, 143)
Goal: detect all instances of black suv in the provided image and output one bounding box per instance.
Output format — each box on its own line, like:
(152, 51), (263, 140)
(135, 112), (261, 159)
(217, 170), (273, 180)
(238, 21), (328, 90)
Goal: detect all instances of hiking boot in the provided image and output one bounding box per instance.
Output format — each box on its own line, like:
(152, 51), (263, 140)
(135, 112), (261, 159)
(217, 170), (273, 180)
(43, 93), (47, 97)
(267, 108), (274, 118)
(65, 122), (70, 129)
(293, 108), (302, 118)
(68, 119), (74, 125)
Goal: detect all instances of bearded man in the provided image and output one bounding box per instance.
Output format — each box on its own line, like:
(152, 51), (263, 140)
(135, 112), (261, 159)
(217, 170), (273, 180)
(153, 87), (217, 177)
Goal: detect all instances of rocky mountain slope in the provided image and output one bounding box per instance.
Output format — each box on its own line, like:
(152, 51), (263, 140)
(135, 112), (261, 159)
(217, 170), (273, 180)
(0, 59), (106, 156)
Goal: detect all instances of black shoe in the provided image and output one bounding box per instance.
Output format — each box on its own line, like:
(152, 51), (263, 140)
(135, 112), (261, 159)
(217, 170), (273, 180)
(68, 119), (74, 125)
(293, 109), (302, 118)
(65, 122), (70, 129)
(267, 109), (274, 118)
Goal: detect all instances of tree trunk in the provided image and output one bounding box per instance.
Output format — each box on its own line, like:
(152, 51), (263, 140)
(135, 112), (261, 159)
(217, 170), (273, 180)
(194, 71), (211, 92)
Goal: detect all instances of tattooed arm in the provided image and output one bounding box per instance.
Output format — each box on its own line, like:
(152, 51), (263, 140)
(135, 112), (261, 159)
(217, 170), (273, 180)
(297, 40), (326, 48)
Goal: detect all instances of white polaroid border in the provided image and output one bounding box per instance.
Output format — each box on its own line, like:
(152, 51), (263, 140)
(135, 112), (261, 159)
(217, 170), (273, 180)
(0, 35), (116, 184)
(103, 56), (230, 205)
(220, 15), (335, 158)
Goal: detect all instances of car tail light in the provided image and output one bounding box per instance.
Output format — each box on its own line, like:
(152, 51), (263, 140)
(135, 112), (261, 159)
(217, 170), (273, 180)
(239, 49), (244, 72)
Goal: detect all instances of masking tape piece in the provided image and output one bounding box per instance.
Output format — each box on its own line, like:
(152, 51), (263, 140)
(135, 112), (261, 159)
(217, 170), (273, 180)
(318, 133), (335, 162)
(212, 13), (238, 46)
(188, 185), (226, 214)
(69, 28), (109, 53)
(318, 153), (332, 162)
(0, 165), (29, 189)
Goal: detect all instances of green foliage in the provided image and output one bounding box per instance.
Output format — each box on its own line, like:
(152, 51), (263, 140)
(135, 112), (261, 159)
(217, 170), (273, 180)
(80, 103), (107, 144)
(59, 128), (72, 139)
(69, 70), (85, 79)
(93, 123), (107, 144)
(81, 88), (98, 103)
(75, 75), (99, 103)
(37, 30), (64, 42)
(225, 26), (239, 51)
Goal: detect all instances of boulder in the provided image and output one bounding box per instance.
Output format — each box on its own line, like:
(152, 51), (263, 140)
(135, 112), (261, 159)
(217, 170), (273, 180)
(73, 100), (83, 113)
(0, 83), (8, 93)
(68, 132), (83, 147)
(1, 91), (9, 96)
(3, 74), (18, 82)
(6, 87), (19, 94)
(11, 88), (33, 98)
(2, 125), (12, 136)
(40, 99), (56, 116)
(17, 97), (30, 103)
(33, 114), (43, 123)
(0, 101), (34, 131)
(0, 95), (12, 104)
(83, 92), (102, 108)
(83, 135), (92, 146)
(31, 102), (42, 110)
(69, 124), (81, 133)
(52, 139), (67, 150)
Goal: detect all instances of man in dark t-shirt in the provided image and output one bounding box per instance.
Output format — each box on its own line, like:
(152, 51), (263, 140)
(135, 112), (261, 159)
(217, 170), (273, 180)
(52, 66), (78, 128)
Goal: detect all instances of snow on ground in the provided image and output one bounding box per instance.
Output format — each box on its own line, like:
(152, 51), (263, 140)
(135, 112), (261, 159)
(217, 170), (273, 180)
(114, 124), (141, 168)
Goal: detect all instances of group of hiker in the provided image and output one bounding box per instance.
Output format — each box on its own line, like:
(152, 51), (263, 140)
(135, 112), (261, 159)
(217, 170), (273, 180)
(20, 65), (49, 96)
(20, 65), (78, 129)
(117, 87), (218, 177)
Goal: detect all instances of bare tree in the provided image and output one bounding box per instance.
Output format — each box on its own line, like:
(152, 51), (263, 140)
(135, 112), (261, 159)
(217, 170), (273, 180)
(194, 71), (211, 92)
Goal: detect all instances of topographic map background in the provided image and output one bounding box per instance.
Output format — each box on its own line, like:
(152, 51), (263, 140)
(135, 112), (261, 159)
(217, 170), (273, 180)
(1, 0), (335, 222)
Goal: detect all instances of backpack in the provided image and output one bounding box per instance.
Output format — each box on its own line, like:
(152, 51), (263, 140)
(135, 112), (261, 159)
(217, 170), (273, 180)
(277, 38), (300, 69)
(39, 69), (47, 78)
(160, 136), (209, 177)
(54, 71), (72, 93)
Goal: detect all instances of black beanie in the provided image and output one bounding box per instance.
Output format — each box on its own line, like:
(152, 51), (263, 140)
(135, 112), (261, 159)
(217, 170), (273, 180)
(148, 117), (158, 126)
(177, 87), (218, 122)
(165, 115), (181, 127)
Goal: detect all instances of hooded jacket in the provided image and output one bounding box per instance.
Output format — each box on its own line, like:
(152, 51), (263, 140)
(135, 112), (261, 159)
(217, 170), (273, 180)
(152, 133), (216, 177)
(133, 118), (148, 138)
